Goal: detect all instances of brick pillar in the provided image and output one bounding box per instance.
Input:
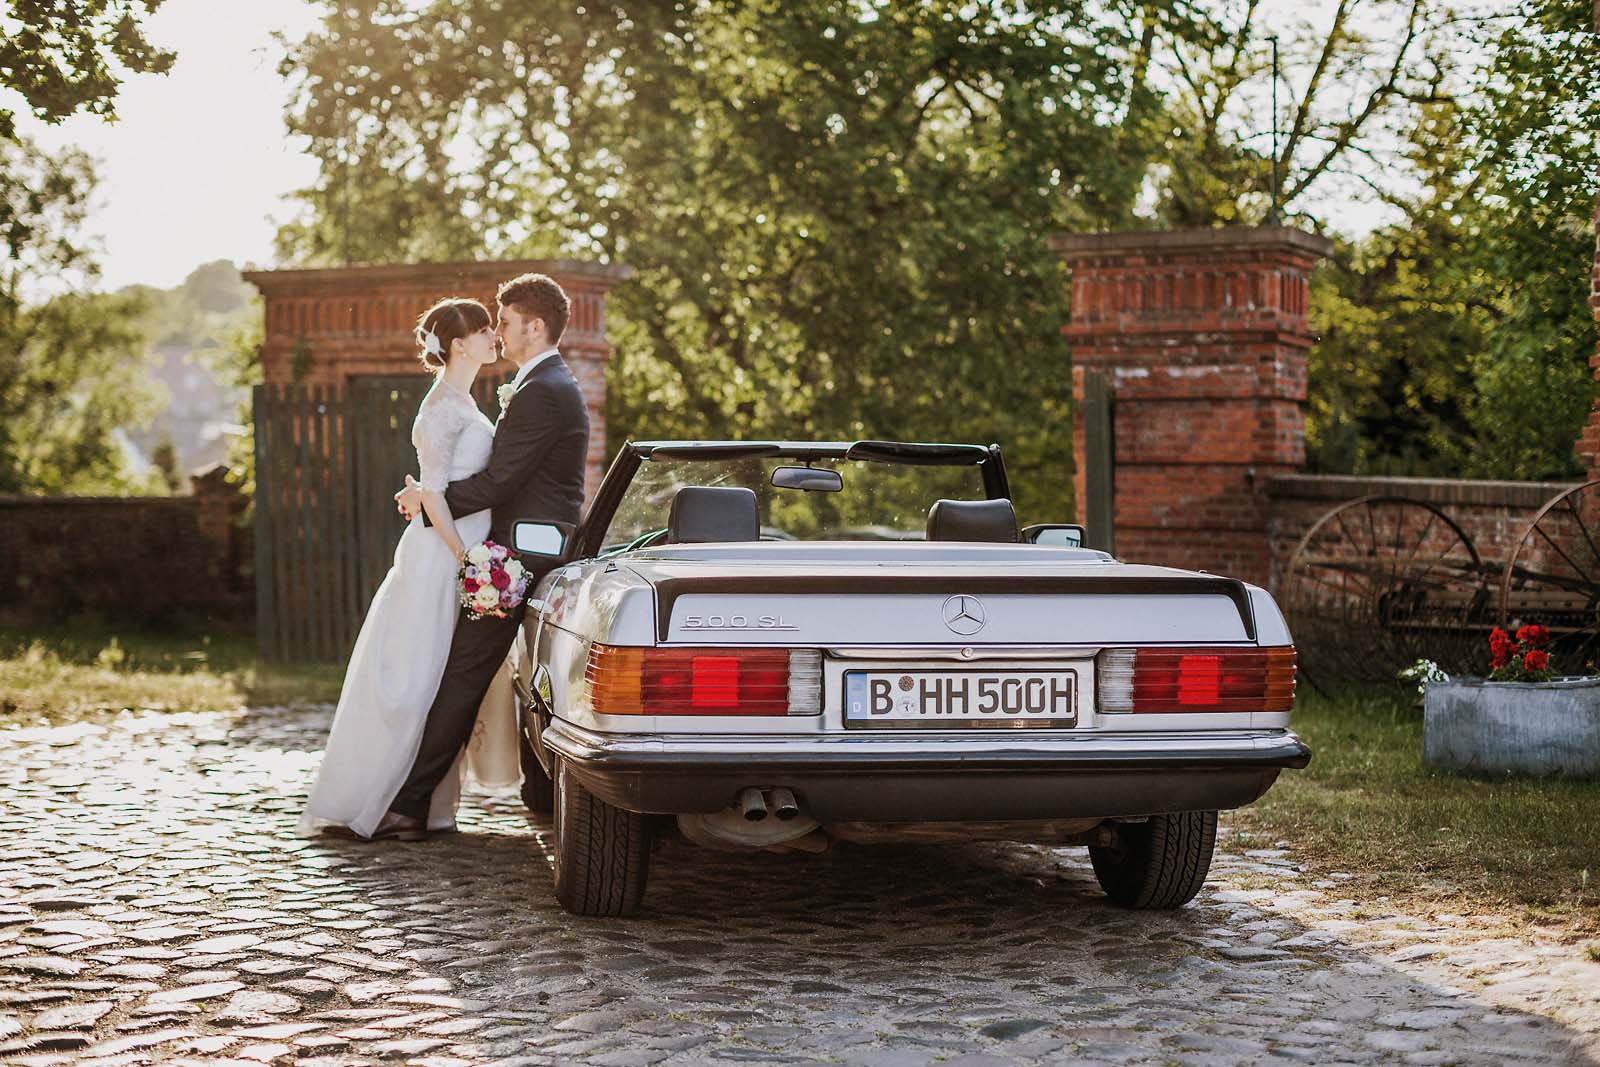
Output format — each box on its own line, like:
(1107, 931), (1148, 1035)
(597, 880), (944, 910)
(190, 462), (248, 596)
(243, 259), (632, 493)
(1582, 189), (1600, 479)
(1048, 227), (1333, 586)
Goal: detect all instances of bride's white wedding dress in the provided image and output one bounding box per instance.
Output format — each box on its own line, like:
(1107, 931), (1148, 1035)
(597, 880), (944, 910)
(298, 380), (520, 838)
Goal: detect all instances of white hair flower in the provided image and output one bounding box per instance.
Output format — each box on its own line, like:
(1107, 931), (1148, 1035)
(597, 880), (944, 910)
(422, 329), (444, 360)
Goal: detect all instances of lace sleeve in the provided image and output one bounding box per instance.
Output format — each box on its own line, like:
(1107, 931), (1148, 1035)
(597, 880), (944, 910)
(411, 394), (466, 492)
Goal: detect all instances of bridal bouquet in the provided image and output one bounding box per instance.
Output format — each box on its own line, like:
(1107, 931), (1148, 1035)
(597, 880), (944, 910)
(458, 540), (530, 620)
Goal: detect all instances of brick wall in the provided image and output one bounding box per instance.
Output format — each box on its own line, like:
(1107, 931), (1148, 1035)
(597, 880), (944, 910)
(243, 259), (632, 496)
(0, 467), (250, 626)
(1051, 227), (1333, 586)
(1585, 188), (1600, 477)
(1265, 473), (1580, 595)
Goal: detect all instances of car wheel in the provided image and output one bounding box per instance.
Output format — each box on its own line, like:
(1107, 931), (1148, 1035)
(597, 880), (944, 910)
(517, 726), (553, 814)
(1089, 810), (1217, 909)
(551, 758), (650, 916)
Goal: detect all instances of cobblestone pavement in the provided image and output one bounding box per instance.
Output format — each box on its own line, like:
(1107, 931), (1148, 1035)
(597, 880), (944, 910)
(2, 706), (1598, 1067)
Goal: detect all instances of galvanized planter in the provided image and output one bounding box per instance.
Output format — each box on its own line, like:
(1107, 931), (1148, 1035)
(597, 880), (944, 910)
(1422, 677), (1600, 778)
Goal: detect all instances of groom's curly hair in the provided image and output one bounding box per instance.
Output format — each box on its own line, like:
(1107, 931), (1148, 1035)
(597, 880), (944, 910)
(496, 273), (570, 343)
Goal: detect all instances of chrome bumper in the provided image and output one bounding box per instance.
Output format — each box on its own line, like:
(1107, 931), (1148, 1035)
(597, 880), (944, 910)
(541, 720), (1311, 821)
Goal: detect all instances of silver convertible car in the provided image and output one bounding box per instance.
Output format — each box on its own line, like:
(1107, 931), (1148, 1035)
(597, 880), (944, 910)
(507, 441), (1310, 917)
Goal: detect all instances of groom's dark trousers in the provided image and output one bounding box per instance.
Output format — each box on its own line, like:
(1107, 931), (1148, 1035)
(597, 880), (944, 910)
(388, 354), (589, 821)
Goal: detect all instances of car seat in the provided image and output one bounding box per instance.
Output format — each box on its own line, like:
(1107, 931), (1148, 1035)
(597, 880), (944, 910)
(667, 486), (761, 543)
(925, 498), (1018, 543)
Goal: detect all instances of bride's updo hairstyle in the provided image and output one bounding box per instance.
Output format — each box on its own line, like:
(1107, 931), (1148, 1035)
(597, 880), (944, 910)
(414, 298), (491, 371)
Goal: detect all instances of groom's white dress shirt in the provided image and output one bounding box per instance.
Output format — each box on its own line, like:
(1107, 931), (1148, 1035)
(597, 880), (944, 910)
(511, 348), (560, 393)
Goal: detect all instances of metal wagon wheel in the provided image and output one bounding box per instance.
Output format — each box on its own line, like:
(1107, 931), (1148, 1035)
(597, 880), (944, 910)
(1498, 480), (1600, 672)
(1284, 496), (1489, 686)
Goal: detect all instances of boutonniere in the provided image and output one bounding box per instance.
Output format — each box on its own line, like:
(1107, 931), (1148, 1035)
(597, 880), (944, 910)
(496, 383), (515, 413)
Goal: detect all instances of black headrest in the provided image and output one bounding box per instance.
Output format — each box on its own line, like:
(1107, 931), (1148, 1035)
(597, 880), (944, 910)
(668, 486), (760, 544)
(926, 498), (1018, 543)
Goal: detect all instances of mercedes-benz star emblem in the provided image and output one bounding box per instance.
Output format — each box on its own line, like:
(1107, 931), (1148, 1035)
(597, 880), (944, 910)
(941, 594), (986, 636)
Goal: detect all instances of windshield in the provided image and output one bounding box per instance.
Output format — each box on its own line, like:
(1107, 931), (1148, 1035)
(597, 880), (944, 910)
(602, 456), (989, 551)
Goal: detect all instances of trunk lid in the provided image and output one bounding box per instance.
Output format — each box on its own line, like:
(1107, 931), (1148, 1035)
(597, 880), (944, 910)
(621, 543), (1256, 645)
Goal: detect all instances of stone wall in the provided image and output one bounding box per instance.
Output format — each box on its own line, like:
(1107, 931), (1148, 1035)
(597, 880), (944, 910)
(0, 467), (250, 627)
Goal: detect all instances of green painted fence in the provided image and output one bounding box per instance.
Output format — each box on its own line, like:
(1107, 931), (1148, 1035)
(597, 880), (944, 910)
(253, 375), (506, 663)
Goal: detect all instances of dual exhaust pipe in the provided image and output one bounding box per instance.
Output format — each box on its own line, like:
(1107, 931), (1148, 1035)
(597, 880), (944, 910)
(739, 786), (800, 823)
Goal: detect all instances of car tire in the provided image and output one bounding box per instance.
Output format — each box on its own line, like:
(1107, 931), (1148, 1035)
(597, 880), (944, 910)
(1089, 810), (1217, 909)
(517, 726), (553, 814)
(551, 758), (650, 916)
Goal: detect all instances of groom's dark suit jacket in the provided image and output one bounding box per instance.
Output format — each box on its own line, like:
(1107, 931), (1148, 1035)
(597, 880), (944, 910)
(390, 353), (587, 823)
(439, 354), (589, 556)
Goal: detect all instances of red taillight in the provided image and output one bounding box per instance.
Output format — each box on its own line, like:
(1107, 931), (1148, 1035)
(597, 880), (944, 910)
(1125, 647), (1295, 713)
(586, 644), (794, 716)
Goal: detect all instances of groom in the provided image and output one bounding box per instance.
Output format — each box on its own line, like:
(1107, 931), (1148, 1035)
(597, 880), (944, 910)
(380, 272), (590, 841)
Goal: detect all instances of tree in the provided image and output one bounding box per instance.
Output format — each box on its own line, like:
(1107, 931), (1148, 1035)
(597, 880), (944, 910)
(1305, 99), (1488, 476)
(0, 0), (176, 141)
(1103, 0), (1455, 227)
(149, 429), (177, 491)
(275, 0), (1165, 521)
(1301, 0), (1597, 480)
(0, 285), (163, 493)
(0, 135), (161, 493)
(1449, 0), (1600, 479)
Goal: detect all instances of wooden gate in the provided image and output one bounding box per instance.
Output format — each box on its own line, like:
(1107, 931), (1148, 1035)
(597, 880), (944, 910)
(253, 375), (506, 663)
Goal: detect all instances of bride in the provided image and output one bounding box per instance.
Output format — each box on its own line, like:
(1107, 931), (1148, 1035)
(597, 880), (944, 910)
(299, 298), (520, 840)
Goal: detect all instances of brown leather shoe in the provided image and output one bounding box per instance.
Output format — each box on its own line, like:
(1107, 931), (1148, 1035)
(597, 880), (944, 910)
(366, 810), (427, 842)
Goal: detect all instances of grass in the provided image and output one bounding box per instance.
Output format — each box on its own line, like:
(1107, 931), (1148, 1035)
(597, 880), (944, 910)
(0, 623), (344, 721)
(1232, 683), (1600, 930)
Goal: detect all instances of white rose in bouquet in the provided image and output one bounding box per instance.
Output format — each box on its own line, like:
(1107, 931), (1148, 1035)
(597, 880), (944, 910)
(466, 543), (492, 566)
(504, 560), (525, 581)
(473, 585), (501, 611)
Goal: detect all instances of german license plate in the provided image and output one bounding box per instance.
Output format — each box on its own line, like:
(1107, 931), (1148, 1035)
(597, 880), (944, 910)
(843, 669), (1077, 728)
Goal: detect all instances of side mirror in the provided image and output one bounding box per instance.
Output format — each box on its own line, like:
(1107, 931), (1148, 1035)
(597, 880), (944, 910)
(771, 465), (843, 492)
(1021, 523), (1086, 549)
(512, 519), (575, 558)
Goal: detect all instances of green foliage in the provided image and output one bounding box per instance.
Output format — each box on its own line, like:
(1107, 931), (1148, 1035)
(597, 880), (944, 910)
(133, 258), (256, 349)
(272, 0), (1600, 493)
(0, 135), (164, 494)
(193, 293), (265, 498)
(276, 0), (1171, 523)
(0, 284), (165, 493)
(1306, 101), (1487, 476)
(0, 0), (176, 288)
(1451, 0), (1600, 480)
(1307, 0), (1598, 479)
(1119, 0), (1451, 227)
(0, 0), (176, 141)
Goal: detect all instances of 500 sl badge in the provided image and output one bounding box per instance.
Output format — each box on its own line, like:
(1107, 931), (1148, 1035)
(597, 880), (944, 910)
(682, 614), (798, 630)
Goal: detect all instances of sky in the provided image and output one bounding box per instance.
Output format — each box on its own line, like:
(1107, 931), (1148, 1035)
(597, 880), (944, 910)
(13, 0), (1417, 296)
(15, 0), (324, 293)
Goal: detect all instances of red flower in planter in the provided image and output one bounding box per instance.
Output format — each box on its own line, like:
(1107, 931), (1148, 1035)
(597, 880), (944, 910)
(1516, 624), (1550, 649)
(1523, 649), (1550, 671)
(1489, 627), (1513, 669)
